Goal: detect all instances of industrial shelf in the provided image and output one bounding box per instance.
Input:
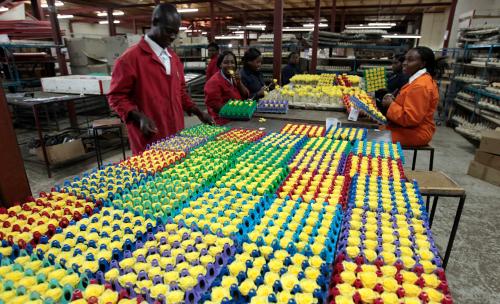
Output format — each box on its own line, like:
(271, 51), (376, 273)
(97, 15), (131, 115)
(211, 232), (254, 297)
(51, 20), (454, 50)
(466, 86), (500, 101)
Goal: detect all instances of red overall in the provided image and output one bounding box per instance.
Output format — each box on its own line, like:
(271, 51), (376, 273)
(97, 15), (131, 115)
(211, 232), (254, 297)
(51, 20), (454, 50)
(108, 37), (195, 155)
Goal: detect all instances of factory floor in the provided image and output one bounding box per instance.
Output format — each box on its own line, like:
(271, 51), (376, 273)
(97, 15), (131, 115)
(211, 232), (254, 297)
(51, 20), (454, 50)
(24, 119), (499, 304)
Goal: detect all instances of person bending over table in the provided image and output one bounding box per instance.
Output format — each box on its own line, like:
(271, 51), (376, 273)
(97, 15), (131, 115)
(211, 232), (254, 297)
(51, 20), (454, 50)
(380, 46), (439, 146)
(107, 4), (213, 155)
(204, 51), (249, 125)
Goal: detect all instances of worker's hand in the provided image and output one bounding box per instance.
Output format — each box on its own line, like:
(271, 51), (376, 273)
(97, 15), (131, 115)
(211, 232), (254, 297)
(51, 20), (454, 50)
(139, 115), (158, 138)
(232, 71), (241, 84)
(198, 111), (215, 125)
(382, 94), (395, 108)
(256, 87), (266, 99)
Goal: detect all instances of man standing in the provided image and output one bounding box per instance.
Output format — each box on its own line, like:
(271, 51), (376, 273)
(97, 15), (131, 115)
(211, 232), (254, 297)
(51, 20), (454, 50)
(206, 42), (220, 80)
(108, 4), (213, 154)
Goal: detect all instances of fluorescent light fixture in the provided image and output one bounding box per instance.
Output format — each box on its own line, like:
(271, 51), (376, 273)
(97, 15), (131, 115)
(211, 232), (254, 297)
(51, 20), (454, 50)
(215, 35), (243, 40)
(0, 6), (8, 12)
(227, 25), (265, 31)
(57, 14), (73, 19)
(368, 22), (396, 27)
(228, 43), (233, 48)
(201, 31), (207, 35)
(186, 29), (202, 33)
(96, 10), (124, 17)
(179, 26), (188, 31)
(233, 30), (245, 34)
(99, 20), (120, 24)
(177, 8), (198, 13)
(303, 23), (328, 28)
(283, 27), (312, 32)
(382, 34), (421, 39)
(247, 24), (266, 30)
(41, 1), (64, 8)
(346, 24), (392, 29)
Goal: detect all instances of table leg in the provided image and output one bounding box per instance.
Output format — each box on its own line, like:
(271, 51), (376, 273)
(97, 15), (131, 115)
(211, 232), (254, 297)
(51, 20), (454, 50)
(429, 196), (438, 228)
(429, 148), (435, 171)
(412, 149), (417, 170)
(442, 195), (465, 269)
(119, 126), (126, 161)
(67, 101), (78, 129)
(33, 105), (51, 178)
(426, 196), (430, 212)
(93, 128), (101, 170)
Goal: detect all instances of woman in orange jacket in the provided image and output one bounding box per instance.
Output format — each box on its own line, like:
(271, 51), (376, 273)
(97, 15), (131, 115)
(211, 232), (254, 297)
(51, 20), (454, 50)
(381, 46), (439, 146)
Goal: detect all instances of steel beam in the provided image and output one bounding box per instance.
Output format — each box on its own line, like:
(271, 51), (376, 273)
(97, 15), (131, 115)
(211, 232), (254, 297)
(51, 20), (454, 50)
(107, 8), (117, 36)
(210, 0), (215, 42)
(310, 0), (320, 74)
(273, 0), (283, 82)
(443, 0), (458, 48)
(330, 0), (336, 32)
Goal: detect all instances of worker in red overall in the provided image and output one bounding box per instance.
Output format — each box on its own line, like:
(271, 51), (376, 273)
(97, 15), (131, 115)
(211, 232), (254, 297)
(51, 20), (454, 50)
(108, 4), (213, 155)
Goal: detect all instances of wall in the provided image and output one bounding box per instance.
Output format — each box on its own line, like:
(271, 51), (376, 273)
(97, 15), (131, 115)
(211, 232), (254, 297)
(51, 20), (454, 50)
(59, 19), (134, 38)
(0, 4), (25, 21)
(448, 0), (500, 48)
(419, 12), (448, 50)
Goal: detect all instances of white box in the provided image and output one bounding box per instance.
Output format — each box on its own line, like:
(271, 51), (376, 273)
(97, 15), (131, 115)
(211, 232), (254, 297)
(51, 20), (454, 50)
(41, 75), (111, 95)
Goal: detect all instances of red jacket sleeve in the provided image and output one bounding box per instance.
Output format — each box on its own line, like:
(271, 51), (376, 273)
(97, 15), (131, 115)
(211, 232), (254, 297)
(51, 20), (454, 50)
(175, 56), (195, 112)
(107, 58), (138, 122)
(204, 78), (224, 113)
(386, 83), (430, 127)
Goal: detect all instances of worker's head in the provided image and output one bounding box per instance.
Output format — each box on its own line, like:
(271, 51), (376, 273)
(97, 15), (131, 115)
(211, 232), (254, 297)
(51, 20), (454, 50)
(207, 42), (220, 58)
(392, 53), (405, 73)
(217, 50), (238, 77)
(242, 47), (262, 72)
(403, 46), (436, 77)
(288, 52), (300, 65)
(149, 4), (181, 48)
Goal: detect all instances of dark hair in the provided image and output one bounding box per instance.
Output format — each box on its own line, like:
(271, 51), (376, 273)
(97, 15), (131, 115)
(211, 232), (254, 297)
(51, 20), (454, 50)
(288, 51), (299, 60)
(216, 51), (238, 69)
(394, 52), (406, 63)
(207, 42), (219, 50)
(242, 47), (261, 64)
(412, 46), (436, 77)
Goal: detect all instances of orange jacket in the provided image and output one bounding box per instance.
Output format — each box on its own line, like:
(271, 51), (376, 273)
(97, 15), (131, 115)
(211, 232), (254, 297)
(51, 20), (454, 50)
(386, 73), (438, 146)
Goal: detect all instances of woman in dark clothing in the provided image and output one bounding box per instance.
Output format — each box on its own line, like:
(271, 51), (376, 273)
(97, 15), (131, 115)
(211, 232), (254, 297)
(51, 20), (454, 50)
(281, 51), (302, 85)
(240, 47), (266, 100)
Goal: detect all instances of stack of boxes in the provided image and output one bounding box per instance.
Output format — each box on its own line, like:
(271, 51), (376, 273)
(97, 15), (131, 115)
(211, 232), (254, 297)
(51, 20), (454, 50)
(467, 130), (500, 186)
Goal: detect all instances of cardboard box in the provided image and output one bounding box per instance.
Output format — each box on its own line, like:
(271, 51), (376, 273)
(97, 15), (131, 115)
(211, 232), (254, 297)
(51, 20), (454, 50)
(475, 150), (500, 171)
(468, 160), (500, 186)
(41, 75), (111, 95)
(479, 130), (500, 155)
(65, 37), (107, 66)
(36, 138), (85, 165)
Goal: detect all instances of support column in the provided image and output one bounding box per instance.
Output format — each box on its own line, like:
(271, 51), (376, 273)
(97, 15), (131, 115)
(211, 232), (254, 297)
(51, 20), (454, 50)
(107, 8), (117, 36)
(68, 20), (74, 38)
(242, 13), (248, 47)
(310, 0), (321, 73)
(273, 0), (283, 82)
(330, 0), (336, 32)
(133, 18), (137, 34)
(210, 0), (215, 42)
(0, 83), (31, 206)
(47, 0), (68, 76)
(340, 10), (345, 31)
(30, 0), (44, 20)
(443, 0), (458, 48)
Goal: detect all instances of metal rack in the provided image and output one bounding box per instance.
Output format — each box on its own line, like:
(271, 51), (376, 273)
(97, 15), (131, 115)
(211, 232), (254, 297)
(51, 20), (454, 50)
(0, 42), (59, 91)
(447, 43), (500, 140)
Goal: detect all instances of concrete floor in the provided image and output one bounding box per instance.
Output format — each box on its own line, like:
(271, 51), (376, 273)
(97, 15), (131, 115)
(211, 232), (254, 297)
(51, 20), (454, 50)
(23, 120), (499, 304)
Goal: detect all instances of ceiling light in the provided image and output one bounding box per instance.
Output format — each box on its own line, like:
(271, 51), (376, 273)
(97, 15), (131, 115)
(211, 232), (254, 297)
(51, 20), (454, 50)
(382, 34), (421, 39)
(177, 8), (198, 13)
(215, 35), (243, 40)
(346, 24), (392, 29)
(41, 1), (64, 8)
(247, 24), (266, 30)
(303, 23), (328, 28)
(228, 43), (233, 48)
(99, 20), (120, 24)
(233, 31), (245, 34)
(96, 10), (124, 17)
(228, 25), (265, 31)
(201, 31), (207, 35)
(179, 26), (188, 31)
(57, 14), (73, 19)
(368, 22), (396, 27)
(283, 27), (312, 32)
(0, 6), (8, 12)
(186, 29), (202, 33)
